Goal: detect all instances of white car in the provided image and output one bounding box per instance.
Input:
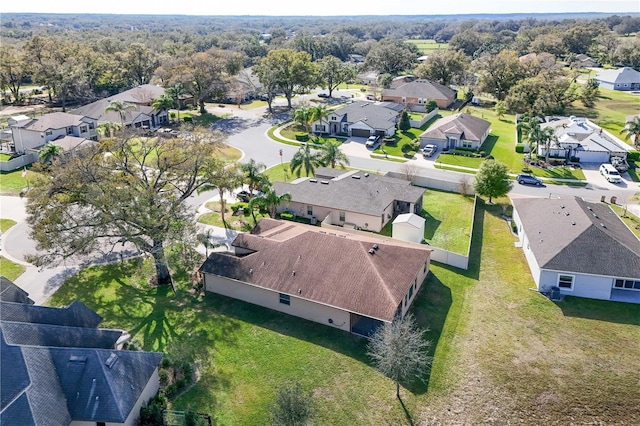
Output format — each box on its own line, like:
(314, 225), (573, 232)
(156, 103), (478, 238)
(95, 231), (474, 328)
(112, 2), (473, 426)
(365, 135), (380, 149)
(422, 144), (437, 157)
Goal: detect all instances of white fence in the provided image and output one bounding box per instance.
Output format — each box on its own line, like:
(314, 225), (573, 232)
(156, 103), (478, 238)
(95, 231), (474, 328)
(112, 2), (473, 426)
(386, 171), (475, 195)
(409, 108), (439, 128)
(0, 153), (37, 172)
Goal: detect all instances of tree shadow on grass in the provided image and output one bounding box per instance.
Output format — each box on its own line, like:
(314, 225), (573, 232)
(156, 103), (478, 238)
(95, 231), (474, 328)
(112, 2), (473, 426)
(481, 135), (499, 154)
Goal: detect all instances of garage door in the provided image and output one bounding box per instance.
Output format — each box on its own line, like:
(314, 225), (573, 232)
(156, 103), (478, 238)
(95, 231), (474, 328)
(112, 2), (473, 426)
(351, 128), (370, 138)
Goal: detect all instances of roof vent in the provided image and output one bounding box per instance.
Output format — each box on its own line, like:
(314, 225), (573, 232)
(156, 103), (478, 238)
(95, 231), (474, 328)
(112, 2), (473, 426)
(298, 289), (302, 294)
(69, 355), (87, 363)
(105, 353), (118, 369)
(564, 212), (570, 216)
(368, 249), (375, 255)
(571, 221), (576, 225)
(592, 213), (598, 218)
(320, 180), (329, 185)
(364, 173), (369, 177)
(373, 244), (379, 250)
(292, 271), (296, 276)
(587, 206), (593, 211)
(352, 175), (361, 179)
(560, 204), (564, 209)
(309, 179), (317, 183)
(248, 268), (253, 274)
(600, 223), (606, 228)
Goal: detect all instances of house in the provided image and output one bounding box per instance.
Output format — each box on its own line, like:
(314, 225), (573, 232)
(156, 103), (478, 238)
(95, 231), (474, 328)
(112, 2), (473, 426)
(392, 213), (426, 244)
(273, 168), (426, 232)
(199, 218), (432, 336)
(348, 54), (365, 64)
(70, 84), (169, 129)
(382, 76), (456, 110)
(0, 282), (162, 425)
(539, 116), (631, 163)
(226, 67), (263, 103)
(419, 113), (491, 152)
(356, 70), (380, 85)
(595, 67), (640, 91)
(511, 196), (640, 303)
(8, 112), (99, 156)
(572, 54), (599, 68)
(311, 101), (402, 137)
(0, 276), (34, 304)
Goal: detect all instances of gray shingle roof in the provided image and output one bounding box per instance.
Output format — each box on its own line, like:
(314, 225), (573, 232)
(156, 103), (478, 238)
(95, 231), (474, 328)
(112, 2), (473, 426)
(512, 196), (640, 278)
(71, 100), (154, 125)
(0, 300), (102, 328)
(1, 322), (122, 349)
(420, 113), (490, 143)
(595, 67), (640, 84)
(331, 101), (401, 131)
(0, 277), (33, 304)
(541, 118), (627, 154)
(382, 79), (455, 101)
(274, 170), (425, 216)
(200, 219), (431, 322)
(16, 112), (87, 132)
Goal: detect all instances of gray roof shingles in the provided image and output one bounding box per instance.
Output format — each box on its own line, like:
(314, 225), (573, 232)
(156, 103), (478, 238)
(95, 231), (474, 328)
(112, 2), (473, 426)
(382, 79), (455, 101)
(512, 196), (640, 278)
(274, 170), (425, 217)
(0, 300), (102, 328)
(331, 101), (401, 131)
(420, 113), (490, 143)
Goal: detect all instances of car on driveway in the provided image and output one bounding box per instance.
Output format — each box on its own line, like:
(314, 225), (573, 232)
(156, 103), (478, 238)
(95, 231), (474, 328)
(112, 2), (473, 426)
(516, 174), (543, 186)
(365, 135), (380, 149)
(422, 144), (437, 157)
(317, 93), (329, 98)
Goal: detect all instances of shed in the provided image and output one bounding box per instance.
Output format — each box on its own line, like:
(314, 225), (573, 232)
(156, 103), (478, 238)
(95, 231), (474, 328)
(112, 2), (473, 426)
(392, 213), (425, 244)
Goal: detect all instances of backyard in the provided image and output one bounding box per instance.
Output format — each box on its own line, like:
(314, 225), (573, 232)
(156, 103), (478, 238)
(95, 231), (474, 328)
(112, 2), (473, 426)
(380, 189), (475, 255)
(44, 198), (640, 424)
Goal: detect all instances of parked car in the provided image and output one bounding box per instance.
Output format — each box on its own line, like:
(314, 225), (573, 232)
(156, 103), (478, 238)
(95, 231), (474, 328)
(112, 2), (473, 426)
(422, 144), (437, 158)
(317, 93), (329, 98)
(236, 191), (251, 202)
(365, 135), (380, 149)
(366, 94), (376, 101)
(516, 174), (543, 186)
(611, 157), (629, 173)
(599, 163), (622, 183)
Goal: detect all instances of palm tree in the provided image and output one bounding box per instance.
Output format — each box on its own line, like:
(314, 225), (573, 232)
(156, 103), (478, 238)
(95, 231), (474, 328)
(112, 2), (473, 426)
(199, 162), (244, 224)
(290, 143), (323, 177)
(38, 142), (63, 164)
(96, 121), (122, 139)
(249, 188), (292, 219)
(541, 127), (558, 164)
(105, 100), (137, 127)
(152, 94), (176, 115)
(623, 117), (640, 147)
(319, 140), (350, 169)
(309, 104), (329, 134)
(196, 228), (222, 258)
(166, 83), (187, 123)
(517, 115), (545, 161)
(241, 159), (268, 196)
(293, 107), (313, 133)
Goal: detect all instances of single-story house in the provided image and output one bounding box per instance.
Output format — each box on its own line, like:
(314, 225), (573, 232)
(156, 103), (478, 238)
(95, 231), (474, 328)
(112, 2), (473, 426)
(573, 54), (599, 68)
(0, 280), (162, 425)
(356, 70), (380, 85)
(382, 76), (455, 110)
(199, 218), (432, 336)
(539, 117), (631, 163)
(392, 213), (426, 244)
(511, 196), (640, 303)
(7, 112), (99, 155)
(226, 67), (263, 103)
(311, 101), (403, 138)
(419, 113), (491, 151)
(273, 168), (426, 232)
(595, 67), (640, 91)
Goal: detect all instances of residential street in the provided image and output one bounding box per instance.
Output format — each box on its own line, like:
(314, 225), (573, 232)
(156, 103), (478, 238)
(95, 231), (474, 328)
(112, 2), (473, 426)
(1, 97), (639, 302)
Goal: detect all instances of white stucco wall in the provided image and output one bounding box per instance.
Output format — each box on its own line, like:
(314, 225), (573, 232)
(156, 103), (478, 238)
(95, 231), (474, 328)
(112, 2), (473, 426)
(512, 208), (542, 288)
(393, 222), (424, 244)
(280, 201), (384, 232)
(204, 274), (352, 332)
(539, 270), (614, 300)
(400, 258), (430, 318)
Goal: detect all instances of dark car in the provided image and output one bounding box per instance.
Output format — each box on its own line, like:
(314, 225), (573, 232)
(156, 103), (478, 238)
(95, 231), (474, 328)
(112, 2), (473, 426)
(516, 174), (543, 186)
(317, 93), (329, 98)
(236, 191), (251, 202)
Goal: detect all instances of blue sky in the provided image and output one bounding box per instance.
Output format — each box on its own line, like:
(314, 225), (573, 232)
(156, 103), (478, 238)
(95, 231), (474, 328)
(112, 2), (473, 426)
(1, 0), (638, 15)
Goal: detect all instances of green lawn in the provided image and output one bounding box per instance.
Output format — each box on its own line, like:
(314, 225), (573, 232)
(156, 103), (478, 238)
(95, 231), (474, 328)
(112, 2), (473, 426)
(264, 162), (297, 182)
(0, 256), (25, 281)
(44, 196), (640, 424)
(0, 153), (12, 161)
(197, 201), (268, 231)
(0, 168), (41, 195)
(406, 39), (449, 53)
(379, 190), (475, 254)
(179, 111), (226, 126)
(375, 115), (441, 158)
(0, 218), (17, 233)
(610, 204), (640, 239)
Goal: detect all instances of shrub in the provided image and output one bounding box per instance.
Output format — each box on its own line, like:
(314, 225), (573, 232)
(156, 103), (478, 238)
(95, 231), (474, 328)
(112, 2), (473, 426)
(159, 369), (169, 386)
(280, 212), (294, 220)
(628, 150), (640, 162)
(410, 140), (421, 152)
(401, 143), (413, 154)
(170, 112), (176, 119)
(515, 143), (524, 153)
(383, 136), (397, 146)
(231, 202), (248, 213)
(295, 132), (309, 142)
(137, 395), (166, 426)
(425, 99), (438, 112)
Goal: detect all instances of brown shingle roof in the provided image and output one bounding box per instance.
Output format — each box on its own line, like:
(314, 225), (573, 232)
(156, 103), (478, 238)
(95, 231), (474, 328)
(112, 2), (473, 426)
(200, 219), (432, 322)
(420, 113), (490, 143)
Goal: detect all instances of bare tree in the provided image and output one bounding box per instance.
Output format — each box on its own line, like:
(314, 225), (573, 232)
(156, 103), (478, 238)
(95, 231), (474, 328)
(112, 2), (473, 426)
(458, 175), (472, 195)
(399, 163), (419, 183)
(367, 313), (432, 400)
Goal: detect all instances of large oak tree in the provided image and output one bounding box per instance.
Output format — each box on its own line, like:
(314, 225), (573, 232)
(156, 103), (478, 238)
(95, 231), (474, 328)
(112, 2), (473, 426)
(26, 129), (227, 285)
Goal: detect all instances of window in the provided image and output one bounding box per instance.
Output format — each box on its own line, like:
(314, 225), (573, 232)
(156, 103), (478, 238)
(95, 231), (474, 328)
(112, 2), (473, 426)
(423, 262), (427, 273)
(331, 116), (336, 121)
(339, 211), (345, 222)
(558, 274), (574, 290)
(307, 205), (313, 216)
(89, 122), (95, 130)
(45, 130), (52, 136)
(401, 97), (406, 103)
(614, 279), (640, 291)
(462, 140), (473, 149)
(66, 126), (73, 135)
(279, 293), (290, 305)
(408, 286), (413, 299)
(314, 124), (325, 132)
(80, 125), (87, 133)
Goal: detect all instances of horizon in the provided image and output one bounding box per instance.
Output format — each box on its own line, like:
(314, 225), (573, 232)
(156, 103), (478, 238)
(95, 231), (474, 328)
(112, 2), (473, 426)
(2, 0), (638, 17)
